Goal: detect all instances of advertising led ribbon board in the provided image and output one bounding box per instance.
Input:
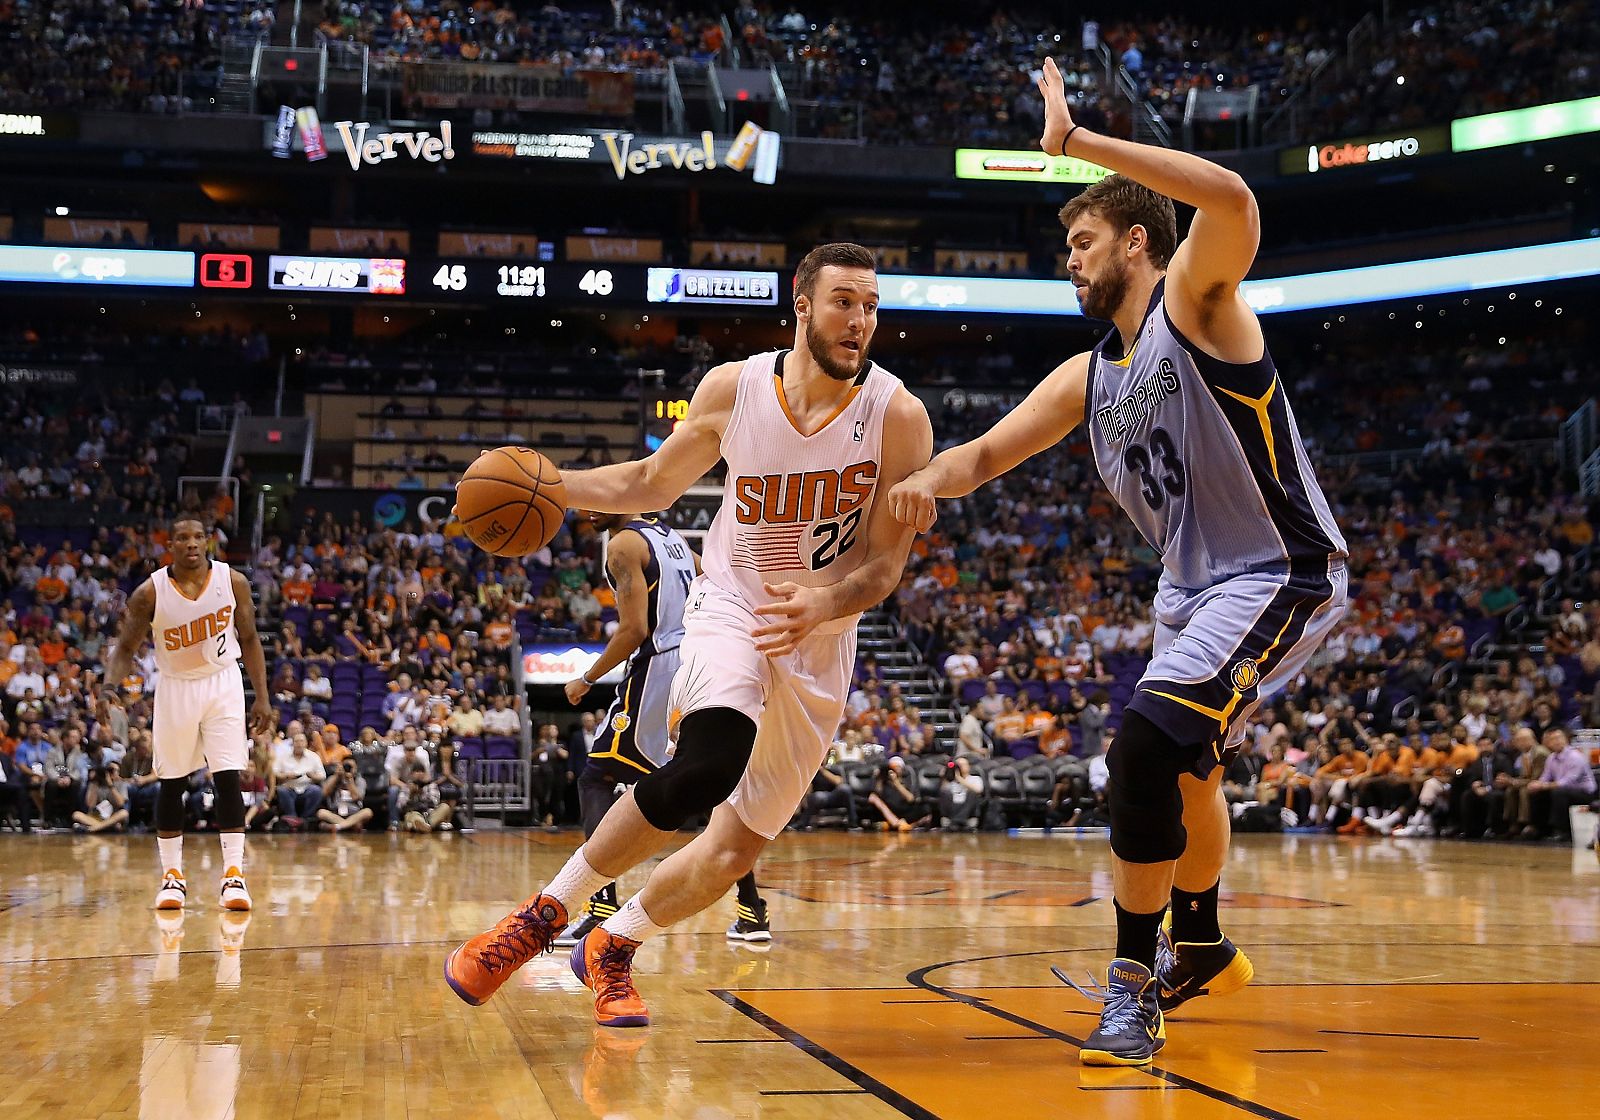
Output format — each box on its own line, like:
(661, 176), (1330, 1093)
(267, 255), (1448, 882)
(954, 148), (1114, 183)
(878, 239), (1600, 316)
(0, 245), (194, 287)
(1279, 126), (1449, 176)
(1451, 95), (1600, 152)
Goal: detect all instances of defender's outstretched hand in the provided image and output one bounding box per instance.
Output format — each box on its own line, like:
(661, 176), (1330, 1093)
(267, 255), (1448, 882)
(1036, 56), (1077, 156)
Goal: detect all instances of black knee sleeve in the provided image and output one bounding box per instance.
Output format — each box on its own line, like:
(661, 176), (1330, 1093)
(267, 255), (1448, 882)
(212, 769), (246, 830)
(156, 778), (188, 833)
(633, 708), (756, 832)
(1107, 709), (1190, 864)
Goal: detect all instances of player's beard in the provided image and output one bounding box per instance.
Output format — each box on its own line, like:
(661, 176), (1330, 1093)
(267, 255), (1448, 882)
(805, 317), (870, 381)
(1076, 254), (1130, 322)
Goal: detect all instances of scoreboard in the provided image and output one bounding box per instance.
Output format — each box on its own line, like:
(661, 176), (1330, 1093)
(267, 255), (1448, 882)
(0, 245), (786, 310)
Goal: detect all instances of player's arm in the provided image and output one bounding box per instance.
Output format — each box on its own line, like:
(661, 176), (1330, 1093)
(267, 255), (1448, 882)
(754, 389), (933, 656)
(888, 352), (1089, 532)
(1036, 57), (1262, 362)
(231, 569), (276, 737)
(563, 530), (650, 706)
(103, 580), (155, 687)
(559, 363), (738, 515)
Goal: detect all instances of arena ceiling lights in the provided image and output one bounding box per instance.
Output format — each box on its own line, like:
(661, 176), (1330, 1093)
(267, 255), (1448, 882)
(878, 239), (1600, 317)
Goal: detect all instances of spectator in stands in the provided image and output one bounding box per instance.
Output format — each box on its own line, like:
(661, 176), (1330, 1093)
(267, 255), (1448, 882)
(0, 747), (32, 832)
(531, 723), (568, 829)
(1522, 729), (1597, 842)
(243, 736), (276, 832)
(301, 663), (333, 703)
(274, 732), (326, 828)
(41, 727), (89, 828)
(797, 764), (860, 830)
(482, 694), (520, 738)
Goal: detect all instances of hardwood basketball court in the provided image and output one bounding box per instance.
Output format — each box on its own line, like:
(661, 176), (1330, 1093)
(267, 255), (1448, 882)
(3, 831), (1595, 1119)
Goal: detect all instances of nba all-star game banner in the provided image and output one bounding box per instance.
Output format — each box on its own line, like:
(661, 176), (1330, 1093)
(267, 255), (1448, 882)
(522, 646), (626, 687)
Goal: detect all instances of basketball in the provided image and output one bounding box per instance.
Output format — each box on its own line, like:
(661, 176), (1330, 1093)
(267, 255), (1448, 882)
(453, 446), (568, 557)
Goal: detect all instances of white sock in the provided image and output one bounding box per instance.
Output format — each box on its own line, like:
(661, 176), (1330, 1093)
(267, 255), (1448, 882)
(601, 895), (669, 944)
(543, 846), (611, 915)
(1352, 807), (1366, 820)
(158, 835), (183, 876)
(220, 832), (245, 875)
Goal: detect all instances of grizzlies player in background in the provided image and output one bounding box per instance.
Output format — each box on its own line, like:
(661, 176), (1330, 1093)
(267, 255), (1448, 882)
(889, 57), (1348, 1066)
(555, 511), (772, 948)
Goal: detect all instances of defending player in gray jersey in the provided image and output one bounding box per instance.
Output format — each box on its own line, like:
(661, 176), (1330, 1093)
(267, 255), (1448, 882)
(888, 58), (1349, 1068)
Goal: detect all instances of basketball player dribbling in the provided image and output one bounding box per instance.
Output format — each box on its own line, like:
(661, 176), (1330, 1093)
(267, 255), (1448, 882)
(888, 59), (1349, 1066)
(446, 242), (933, 1026)
(552, 510), (773, 949)
(106, 518), (275, 911)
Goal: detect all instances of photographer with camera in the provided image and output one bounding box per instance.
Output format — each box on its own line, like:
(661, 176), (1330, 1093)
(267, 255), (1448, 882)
(316, 757), (373, 833)
(938, 755), (985, 832)
(72, 760), (130, 834)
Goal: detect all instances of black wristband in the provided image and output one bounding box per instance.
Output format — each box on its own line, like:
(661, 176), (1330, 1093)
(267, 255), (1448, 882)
(1060, 124), (1081, 157)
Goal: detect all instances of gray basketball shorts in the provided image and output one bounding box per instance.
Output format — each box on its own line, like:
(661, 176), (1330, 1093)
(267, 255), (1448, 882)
(1126, 559), (1348, 777)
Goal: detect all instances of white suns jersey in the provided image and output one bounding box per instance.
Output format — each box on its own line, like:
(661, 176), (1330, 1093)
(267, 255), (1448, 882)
(702, 349), (900, 636)
(150, 561), (241, 680)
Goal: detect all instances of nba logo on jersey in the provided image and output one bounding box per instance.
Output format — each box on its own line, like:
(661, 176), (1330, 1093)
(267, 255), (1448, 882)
(852, 419), (864, 442)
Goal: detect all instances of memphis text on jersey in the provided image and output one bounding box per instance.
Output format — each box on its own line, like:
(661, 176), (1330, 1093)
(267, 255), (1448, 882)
(163, 605), (234, 652)
(1096, 359), (1180, 445)
(732, 461), (878, 524)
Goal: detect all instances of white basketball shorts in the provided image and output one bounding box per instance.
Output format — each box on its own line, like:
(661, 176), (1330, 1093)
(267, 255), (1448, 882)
(152, 661), (250, 779)
(666, 576), (856, 840)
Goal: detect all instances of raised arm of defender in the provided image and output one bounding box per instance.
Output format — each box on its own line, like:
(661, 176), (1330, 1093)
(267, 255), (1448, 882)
(558, 362), (741, 516)
(887, 352), (1089, 533)
(1038, 56), (1263, 363)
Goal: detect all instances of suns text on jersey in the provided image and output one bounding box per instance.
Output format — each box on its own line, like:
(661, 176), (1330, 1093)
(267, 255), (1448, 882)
(732, 461), (878, 525)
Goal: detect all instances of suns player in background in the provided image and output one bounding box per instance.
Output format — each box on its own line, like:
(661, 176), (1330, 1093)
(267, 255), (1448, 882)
(554, 510), (773, 949)
(107, 517), (275, 911)
(889, 58), (1349, 1066)
(447, 243), (931, 1026)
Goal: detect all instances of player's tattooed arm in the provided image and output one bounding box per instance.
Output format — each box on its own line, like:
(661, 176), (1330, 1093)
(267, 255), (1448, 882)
(104, 580), (155, 687)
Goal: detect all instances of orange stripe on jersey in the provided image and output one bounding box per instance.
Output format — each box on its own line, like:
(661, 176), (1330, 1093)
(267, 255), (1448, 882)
(773, 374), (862, 438)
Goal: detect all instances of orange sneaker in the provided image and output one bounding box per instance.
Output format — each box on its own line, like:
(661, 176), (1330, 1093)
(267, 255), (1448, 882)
(444, 893), (568, 1006)
(570, 928), (650, 1027)
(1337, 817), (1369, 835)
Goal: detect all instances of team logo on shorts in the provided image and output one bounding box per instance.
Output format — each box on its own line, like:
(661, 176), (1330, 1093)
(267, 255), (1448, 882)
(1229, 659), (1261, 692)
(611, 713), (631, 733)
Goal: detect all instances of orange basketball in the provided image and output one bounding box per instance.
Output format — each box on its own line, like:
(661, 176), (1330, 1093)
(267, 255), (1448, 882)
(453, 446), (568, 557)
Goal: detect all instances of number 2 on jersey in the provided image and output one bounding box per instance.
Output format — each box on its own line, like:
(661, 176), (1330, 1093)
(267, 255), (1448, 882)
(809, 508), (862, 570)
